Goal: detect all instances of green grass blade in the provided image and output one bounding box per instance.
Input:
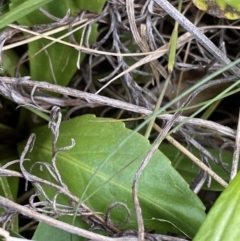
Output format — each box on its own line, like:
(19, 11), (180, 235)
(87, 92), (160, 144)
(0, 0), (54, 29)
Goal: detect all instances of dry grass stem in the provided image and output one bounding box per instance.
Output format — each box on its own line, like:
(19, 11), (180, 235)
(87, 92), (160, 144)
(230, 110), (240, 181)
(154, 124), (228, 188)
(0, 77), (236, 139)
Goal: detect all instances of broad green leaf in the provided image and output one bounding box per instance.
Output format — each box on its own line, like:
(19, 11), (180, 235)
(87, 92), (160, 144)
(193, 0), (240, 19)
(193, 172), (240, 240)
(10, 0), (106, 86)
(160, 144), (233, 191)
(0, 0), (54, 29)
(19, 115), (206, 238)
(33, 222), (85, 241)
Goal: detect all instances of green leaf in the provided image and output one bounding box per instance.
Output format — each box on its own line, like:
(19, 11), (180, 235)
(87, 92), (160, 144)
(193, 0), (240, 19)
(159, 144), (233, 191)
(68, 0), (106, 13)
(0, 150), (19, 202)
(0, 49), (29, 76)
(33, 223), (71, 241)
(0, 0), (54, 29)
(0, 149), (20, 232)
(19, 115), (206, 238)
(32, 222), (85, 241)
(193, 172), (240, 240)
(10, 0), (106, 86)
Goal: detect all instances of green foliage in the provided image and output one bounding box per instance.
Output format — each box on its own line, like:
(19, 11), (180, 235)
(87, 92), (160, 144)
(0, 151), (20, 232)
(160, 144), (233, 191)
(2, 1), (237, 239)
(32, 222), (84, 241)
(0, 149), (19, 203)
(0, 0), (54, 29)
(9, 0), (106, 86)
(0, 50), (28, 76)
(194, 172), (240, 240)
(19, 115), (206, 238)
